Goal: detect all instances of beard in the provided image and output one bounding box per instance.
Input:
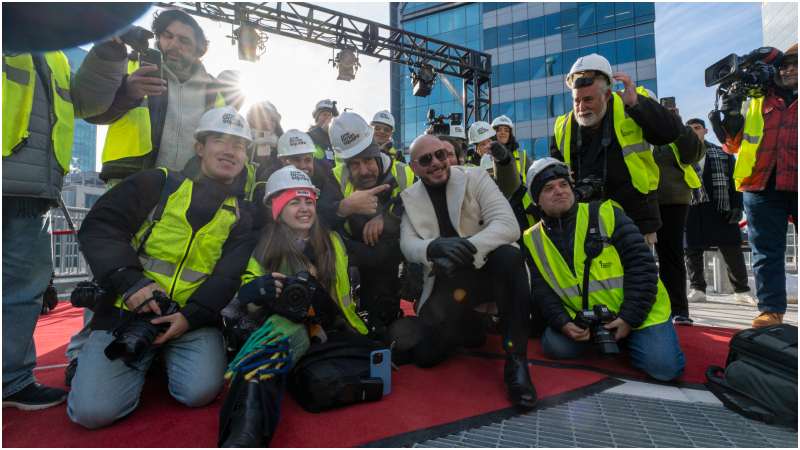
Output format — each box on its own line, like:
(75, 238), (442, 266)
(575, 101), (608, 128)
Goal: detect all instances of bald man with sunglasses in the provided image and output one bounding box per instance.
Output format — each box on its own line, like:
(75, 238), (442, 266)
(394, 134), (537, 411)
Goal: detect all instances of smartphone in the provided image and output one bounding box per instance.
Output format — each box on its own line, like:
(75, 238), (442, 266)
(139, 48), (164, 80)
(369, 349), (392, 395)
(660, 96), (676, 109)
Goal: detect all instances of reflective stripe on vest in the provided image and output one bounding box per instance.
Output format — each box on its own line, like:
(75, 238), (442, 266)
(243, 163), (258, 201)
(514, 148), (527, 183)
(733, 97), (765, 190)
(115, 170), (240, 310)
(554, 86), (659, 194)
(668, 143), (701, 189)
(103, 61), (226, 164)
(3, 52), (74, 173)
(522, 200), (671, 329)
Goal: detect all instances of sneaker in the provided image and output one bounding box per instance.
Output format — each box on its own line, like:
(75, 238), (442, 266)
(687, 289), (706, 303)
(734, 292), (757, 306)
(752, 312), (784, 328)
(673, 315), (694, 326)
(2, 383), (67, 411)
(65, 358), (78, 387)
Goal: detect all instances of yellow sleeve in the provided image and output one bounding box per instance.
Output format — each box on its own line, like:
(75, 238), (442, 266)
(241, 255), (266, 287)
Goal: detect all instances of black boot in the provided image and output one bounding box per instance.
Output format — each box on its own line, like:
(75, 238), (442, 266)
(504, 354), (537, 411)
(219, 375), (283, 448)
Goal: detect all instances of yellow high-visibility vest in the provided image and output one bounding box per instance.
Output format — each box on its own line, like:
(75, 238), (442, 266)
(333, 160), (415, 199)
(668, 143), (701, 189)
(732, 97), (765, 190)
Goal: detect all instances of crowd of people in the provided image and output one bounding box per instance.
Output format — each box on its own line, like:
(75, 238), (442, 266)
(2, 8), (797, 447)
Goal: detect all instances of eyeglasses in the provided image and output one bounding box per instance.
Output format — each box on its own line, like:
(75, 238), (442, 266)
(414, 148), (448, 167)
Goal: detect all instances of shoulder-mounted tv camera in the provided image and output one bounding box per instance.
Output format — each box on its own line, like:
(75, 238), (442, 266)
(426, 109), (463, 137)
(705, 47), (783, 111)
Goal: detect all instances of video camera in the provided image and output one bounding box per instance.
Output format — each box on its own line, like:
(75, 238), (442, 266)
(105, 291), (181, 363)
(705, 47), (783, 109)
(574, 304), (620, 355)
(426, 109), (463, 138)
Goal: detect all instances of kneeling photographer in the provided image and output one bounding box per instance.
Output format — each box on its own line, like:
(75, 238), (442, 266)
(67, 107), (257, 429)
(220, 166), (390, 447)
(522, 158), (685, 382)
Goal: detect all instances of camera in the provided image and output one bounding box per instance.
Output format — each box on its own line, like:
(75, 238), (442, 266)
(574, 304), (620, 355)
(119, 25), (154, 53)
(705, 47), (783, 108)
(426, 109), (463, 137)
(267, 271), (318, 323)
(104, 291), (180, 363)
(573, 175), (605, 202)
(70, 280), (113, 310)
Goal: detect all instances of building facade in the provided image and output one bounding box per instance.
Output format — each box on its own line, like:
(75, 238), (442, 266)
(390, 2), (657, 159)
(63, 47), (97, 173)
(762, 2), (798, 51)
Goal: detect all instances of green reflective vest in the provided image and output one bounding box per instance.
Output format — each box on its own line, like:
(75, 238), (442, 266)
(241, 231), (368, 335)
(522, 200), (671, 329)
(554, 87), (660, 194)
(102, 60), (225, 165)
(732, 97), (765, 190)
(3, 52), (74, 173)
(114, 168), (241, 310)
(333, 159), (415, 199)
(521, 190), (537, 228)
(668, 143), (701, 189)
(513, 148), (528, 184)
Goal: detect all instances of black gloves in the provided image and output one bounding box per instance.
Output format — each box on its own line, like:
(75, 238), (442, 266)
(427, 237), (478, 277)
(238, 274), (279, 306)
(720, 93), (744, 115)
(489, 142), (511, 165)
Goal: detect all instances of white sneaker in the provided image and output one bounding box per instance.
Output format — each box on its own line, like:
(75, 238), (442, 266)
(734, 292), (757, 306)
(687, 289), (706, 303)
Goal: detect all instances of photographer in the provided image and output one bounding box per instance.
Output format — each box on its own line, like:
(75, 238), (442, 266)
(222, 166), (384, 446)
(325, 112), (416, 333)
(67, 107), (256, 429)
(551, 54), (684, 243)
(491, 115), (532, 183)
(713, 43), (797, 328)
(523, 158), (685, 382)
(308, 99), (338, 168)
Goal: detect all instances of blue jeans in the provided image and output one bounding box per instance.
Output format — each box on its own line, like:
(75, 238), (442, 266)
(2, 200), (53, 398)
(67, 327), (226, 429)
(743, 189), (798, 314)
(542, 321), (686, 381)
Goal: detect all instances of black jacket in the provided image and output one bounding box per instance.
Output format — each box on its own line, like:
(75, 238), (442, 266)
(654, 124), (706, 205)
(78, 162), (257, 331)
(551, 94), (684, 234)
(527, 202), (660, 331)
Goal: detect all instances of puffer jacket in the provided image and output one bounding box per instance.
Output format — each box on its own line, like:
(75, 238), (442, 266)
(653, 124), (706, 205)
(527, 201), (660, 330)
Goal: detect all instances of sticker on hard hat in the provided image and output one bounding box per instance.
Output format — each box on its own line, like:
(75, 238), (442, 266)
(379, 113), (391, 119)
(340, 132), (359, 146)
(289, 136), (307, 146)
(478, 127), (489, 134)
(295, 189), (314, 197)
(222, 113), (244, 128)
(290, 171), (308, 181)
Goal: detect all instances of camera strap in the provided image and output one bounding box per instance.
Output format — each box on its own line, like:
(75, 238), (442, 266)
(581, 201), (605, 311)
(574, 107), (612, 192)
(135, 171), (184, 255)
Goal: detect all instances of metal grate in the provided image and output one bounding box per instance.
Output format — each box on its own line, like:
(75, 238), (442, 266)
(413, 392), (798, 448)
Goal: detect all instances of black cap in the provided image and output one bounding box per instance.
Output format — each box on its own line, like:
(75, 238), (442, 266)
(529, 165), (571, 205)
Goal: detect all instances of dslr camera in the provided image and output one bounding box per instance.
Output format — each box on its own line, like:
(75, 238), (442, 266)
(573, 174), (605, 202)
(70, 280), (113, 311)
(267, 271), (318, 323)
(705, 46), (784, 111)
(574, 304), (620, 355)
(104, 291), (180, 363)
(426, 109), (463, 137)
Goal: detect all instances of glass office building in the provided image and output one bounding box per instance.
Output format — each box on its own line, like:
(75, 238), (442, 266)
(390, 2), (657, 159)
(63, 47), (97, 172)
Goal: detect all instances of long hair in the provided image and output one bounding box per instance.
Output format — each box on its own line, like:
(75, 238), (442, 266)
(493, 130), (519, 152)
(253, 214), (336, 294)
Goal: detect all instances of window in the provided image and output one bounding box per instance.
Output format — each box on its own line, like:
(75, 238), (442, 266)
(465, 25), (481, 44)
(549, 94), (565, 118)
(616, 38), (636, 64)
(560, 6), (577, 34)
(453, 6), (466, 30)
(544, 12), (561, 36)
(427, 13), (440, 35)
(484, 27), (498, 49)
(491, 69), (499, 87)
(528, 16), (544, 40)
(639, 78), (657, 96)
(636, 35), (655, 60)
(635, 2), (655, 23)
(616, 25), (634, 40)
(499, 63), (514, 86)
(497, 24), (512, 46)
(598, 42), (617, 65)
(466, 3), (480, 26)
(531, 56), (546, 79)
(496, 101), (515, 119)
(515, 99), (531, 121)
(514, 58), (530, 83)
(615, 3), (634, 28)
(512, 20), (529, 43)
(534, 137), (550, 159)
(562, 49), (579, 71)
(596, 3), (615, 32)
(577, 3), (596, 35)
(578, 34), (597, 48)
(544, 53), (562, 77)
(578, 45), (598, 58)
(440, 9), (455, 33)
(531, 96), (548, 120)
(518, 139), (533, 157)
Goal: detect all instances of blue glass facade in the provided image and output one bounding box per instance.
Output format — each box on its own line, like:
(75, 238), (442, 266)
(63, 47), (97, 172)
(391, 3), (658, 158)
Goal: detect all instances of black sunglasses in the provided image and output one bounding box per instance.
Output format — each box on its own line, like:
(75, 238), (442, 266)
(415, 148), (448, 167)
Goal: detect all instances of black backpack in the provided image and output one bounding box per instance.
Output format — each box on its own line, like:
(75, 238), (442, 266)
(706, 324), (797, 428)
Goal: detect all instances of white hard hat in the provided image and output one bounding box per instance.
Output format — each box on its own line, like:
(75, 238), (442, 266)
(566, 53), (613, 89)
(312, 99), (337, 118)
(491, 115), (514, 131)
(328, 111), (378, 160)
(371, 110), (395, 129)
(526, 157), (571, 204)
(449, 124), (466, 140)
(194, 106), (252, 142)
(467, 121), (496, 145)
(480, 153), (495, 173)
(277, 129), (316, 157)
(263, 165), (319, 204)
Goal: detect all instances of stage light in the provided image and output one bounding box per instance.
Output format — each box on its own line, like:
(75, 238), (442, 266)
(332, 48), (361, 81)
(411, 64), (436, 97)
(236, 24), (267, 62)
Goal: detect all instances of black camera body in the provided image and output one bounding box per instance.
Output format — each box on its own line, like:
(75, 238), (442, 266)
(574, 304), (620, 355)
(105, 291), (180, 363)
(119, 25), (154, 53)
(268, 271), (318, 323)
(705, 47), (783, 108)
(573, 175), (605, 202)
(70, 280), (113, 310)
(426, 109), (463, 137)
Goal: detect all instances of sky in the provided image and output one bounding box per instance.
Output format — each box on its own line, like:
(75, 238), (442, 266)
(94, 1), (768, 169)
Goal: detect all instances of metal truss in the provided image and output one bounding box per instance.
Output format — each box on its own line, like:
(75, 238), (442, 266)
(156, 2), (492, 123)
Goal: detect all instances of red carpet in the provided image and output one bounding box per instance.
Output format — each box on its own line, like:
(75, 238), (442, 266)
(4, 304), (609, 448)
